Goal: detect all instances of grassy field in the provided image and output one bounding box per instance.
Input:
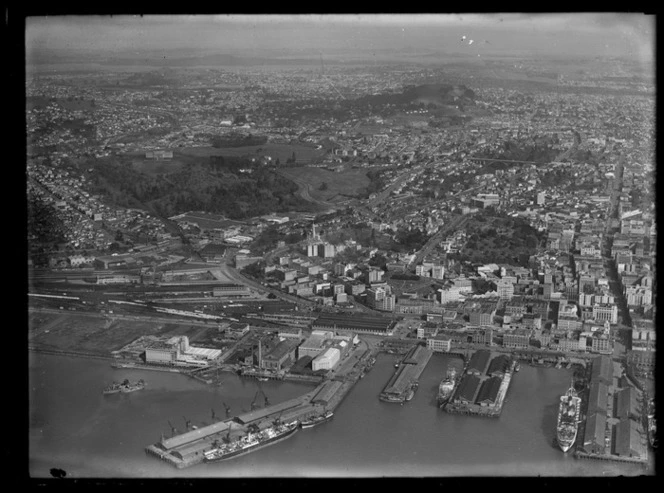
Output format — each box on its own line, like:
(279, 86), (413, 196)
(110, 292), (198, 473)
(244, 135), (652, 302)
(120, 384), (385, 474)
(278, 166), (371, 202)
(177, 144), (326, 163)
(28, 311), (216, 354)
(127, 144), (326, 176)
(386, 276), (440, 298)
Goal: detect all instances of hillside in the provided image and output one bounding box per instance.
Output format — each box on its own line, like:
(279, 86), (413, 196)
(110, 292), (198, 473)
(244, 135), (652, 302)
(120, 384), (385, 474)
(87, 158), (317, 220)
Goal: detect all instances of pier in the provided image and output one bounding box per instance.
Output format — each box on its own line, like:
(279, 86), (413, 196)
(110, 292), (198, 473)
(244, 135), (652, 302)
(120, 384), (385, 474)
(443, 354), (515, 418)
(145, 340), (372, 469)
(379, 345), (432, 403)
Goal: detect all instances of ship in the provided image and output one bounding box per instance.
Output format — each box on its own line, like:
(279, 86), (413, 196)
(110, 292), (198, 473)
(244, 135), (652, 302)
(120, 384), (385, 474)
(438, 366), (457, 407)
(300, 410), (334, 429)
(103, 379), (146, 395)
(647, 398), (657, 449)
(204, 420), (299, 463)
(556, 383), (581, 453)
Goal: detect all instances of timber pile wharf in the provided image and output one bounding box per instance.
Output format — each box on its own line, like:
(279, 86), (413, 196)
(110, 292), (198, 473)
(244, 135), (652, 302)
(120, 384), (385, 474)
(145, 349), (367, 469)
(444, 356), (515, 418)
(379, 345), (432, 403)
(574, 450), (649, 465)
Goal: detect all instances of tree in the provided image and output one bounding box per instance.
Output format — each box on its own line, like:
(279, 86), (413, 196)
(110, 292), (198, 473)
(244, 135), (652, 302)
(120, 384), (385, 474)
(318, 182), (329, 191)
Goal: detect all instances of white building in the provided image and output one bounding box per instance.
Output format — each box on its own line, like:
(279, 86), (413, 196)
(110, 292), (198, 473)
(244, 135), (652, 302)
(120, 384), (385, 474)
(312, 347), (340, 371)
(427, 336), (452, 352)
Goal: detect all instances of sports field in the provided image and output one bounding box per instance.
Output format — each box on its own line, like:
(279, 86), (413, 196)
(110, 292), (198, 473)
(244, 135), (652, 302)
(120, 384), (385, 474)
(278, 166), (370, 203)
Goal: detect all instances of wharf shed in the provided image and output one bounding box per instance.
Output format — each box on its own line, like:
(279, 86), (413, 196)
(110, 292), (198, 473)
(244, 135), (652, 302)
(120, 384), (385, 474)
(614, 417), (646, 458)
(172, 438), (215, 461)
(313, 312), (395, 335)
(590, 355), (613, 385)
(454, 374), (481, 404)
(402, 344), (430, 365)
(312, 380), (344, 405)
(582, 412), (607, 454)
(234, 398), (302, 425)
(467, 350), (491, 376)
(587, 381), (608, 416)
(384, 365), (419, 396)
(160, 420), (231, 450)
(487, 354), (512, 377)
(615, 387), (639, 420)
(277, 403), (317, 424)
(475, 376), (502, 406)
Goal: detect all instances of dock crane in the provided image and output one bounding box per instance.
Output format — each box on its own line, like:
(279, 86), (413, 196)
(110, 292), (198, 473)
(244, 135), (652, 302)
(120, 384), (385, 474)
(223, 424), (233, 443)
(183, 416), (191, 431)
(223, 402), (231, 418)
(263, 390), (270, 407)
(250, 390), (260, 411)
(167, 420), (177, 437)
(211, 408), (216, 421)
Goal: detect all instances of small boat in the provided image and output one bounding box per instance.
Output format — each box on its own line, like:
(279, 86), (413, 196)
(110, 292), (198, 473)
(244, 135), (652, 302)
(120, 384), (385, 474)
(300, 411), (334, 429)
(514, 362), (521, 372)
(103, 378), (146, 395)
(257, 377), (269, 382)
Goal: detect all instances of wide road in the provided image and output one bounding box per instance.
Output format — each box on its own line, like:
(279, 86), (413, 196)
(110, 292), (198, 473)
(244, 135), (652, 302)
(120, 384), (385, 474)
(408, 214), (469, 272)
(214, 263), (317, 308)
(275, 169), (337, 211)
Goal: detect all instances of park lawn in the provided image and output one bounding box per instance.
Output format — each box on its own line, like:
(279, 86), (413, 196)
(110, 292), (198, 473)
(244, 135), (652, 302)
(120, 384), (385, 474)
(176, 144), (325, 163)
(279, 166), (371, 201)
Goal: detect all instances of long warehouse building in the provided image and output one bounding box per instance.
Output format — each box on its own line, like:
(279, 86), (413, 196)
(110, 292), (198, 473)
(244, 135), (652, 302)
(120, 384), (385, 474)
(312, 312), (395, 335)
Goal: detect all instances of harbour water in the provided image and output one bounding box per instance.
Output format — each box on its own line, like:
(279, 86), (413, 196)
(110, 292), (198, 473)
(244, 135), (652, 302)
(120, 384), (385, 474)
(29, 351), (653, 477)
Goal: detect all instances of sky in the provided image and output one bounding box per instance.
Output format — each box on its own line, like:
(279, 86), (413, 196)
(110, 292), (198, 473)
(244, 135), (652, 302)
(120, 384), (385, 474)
(26, 13), (655, 62)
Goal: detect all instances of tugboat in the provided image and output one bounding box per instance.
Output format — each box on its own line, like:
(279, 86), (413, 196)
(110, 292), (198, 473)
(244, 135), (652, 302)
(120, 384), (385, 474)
(556, 382), (581, 452)
(300, 410), (334, 429)
(103, 379), (146, 395)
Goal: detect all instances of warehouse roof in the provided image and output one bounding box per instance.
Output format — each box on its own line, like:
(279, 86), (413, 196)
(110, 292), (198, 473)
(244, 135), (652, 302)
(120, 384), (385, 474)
(455, 374), (481, 403)
(615, 387), (638, 420)
(583, 412), (606, 452)
(487, 355), (511, 376)
(161, 420), (231, 450)
(587, 381), (608, 416)
(403, 345), (430, 365)
(313, 312), (394, 332)
(475, 376), (502, 404)
(383, 365), (419, 395)
(172, 437), (215, 460)
(590, 355), (613, 384)
(468, 350), (491, 374)
(614, 417), (646, 458)
(234, 398), (302, 425)
(312, 380), (343, 405)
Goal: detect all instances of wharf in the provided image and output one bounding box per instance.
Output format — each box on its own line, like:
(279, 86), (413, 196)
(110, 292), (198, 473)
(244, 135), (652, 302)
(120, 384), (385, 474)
(444, 359), (515, 418)
(379, 345), (432, 403)
(574, 449), (649, 465)
(145, 340), (371, 469)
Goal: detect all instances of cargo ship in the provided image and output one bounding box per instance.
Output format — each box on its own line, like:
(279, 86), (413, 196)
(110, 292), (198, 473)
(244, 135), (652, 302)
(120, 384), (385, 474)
(204, 420), (299, 463)
(438, 366), (457, 407)
(647, 398), (657, 449)
(300, 410), (334, 429)
(103, 379), (146, 395)
(556, 383), (581, 452)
